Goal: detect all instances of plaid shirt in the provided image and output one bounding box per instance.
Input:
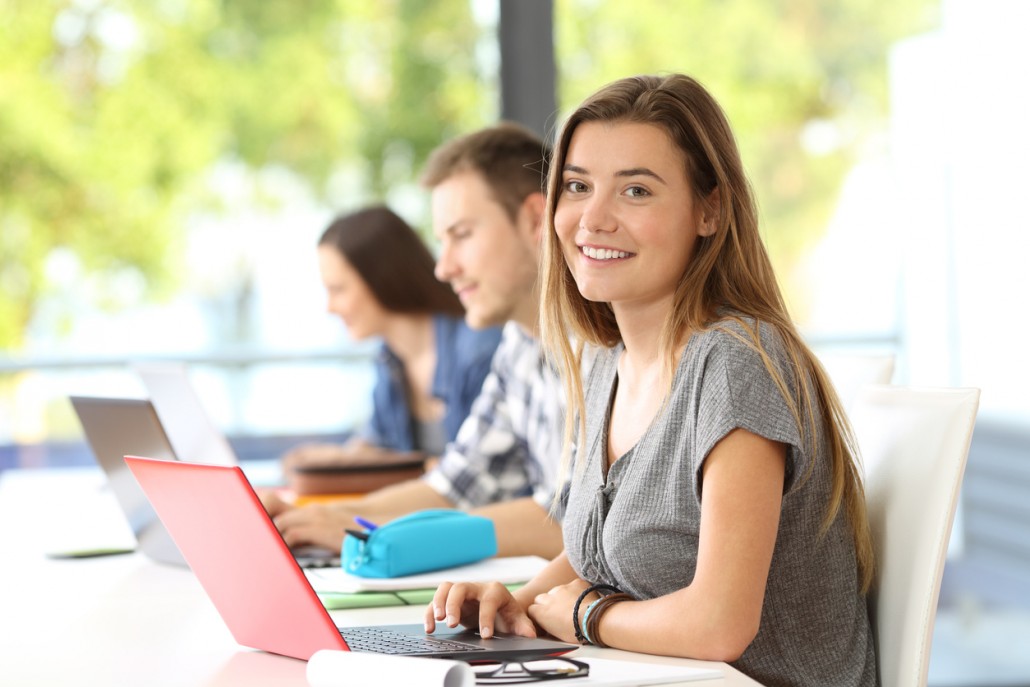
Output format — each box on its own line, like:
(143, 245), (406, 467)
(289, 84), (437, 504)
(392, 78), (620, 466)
(424, 322), (567, 513)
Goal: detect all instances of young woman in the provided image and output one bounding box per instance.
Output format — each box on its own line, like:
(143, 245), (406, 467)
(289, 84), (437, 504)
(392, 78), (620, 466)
(282, 206), (502, 471)
(426, 75), (878, 687)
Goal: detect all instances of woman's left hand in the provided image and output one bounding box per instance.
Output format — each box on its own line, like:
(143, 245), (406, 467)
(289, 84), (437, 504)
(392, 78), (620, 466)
(526, 578), (592, 644)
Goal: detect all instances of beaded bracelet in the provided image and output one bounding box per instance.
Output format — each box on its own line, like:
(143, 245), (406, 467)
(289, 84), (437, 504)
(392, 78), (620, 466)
(585, 591), (633, 649)
(572, 583), (621, 644)
(580, 597), (605, 645)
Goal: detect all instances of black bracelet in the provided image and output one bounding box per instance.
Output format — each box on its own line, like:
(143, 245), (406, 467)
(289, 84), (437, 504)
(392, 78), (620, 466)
(572, 583), (621, 644)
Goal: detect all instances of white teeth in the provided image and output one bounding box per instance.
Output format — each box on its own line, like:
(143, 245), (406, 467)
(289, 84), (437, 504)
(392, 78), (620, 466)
(582, 246), (630, 260)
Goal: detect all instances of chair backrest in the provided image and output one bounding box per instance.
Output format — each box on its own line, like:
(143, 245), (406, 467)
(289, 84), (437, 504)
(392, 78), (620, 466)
(850, 385), (980, 687)
(818, 352), (896, 410)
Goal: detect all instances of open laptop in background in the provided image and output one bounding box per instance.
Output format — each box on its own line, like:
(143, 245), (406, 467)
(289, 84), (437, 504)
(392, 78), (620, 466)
(131, 362), (239, 467)
(124, 456), (576, 662)
(133, 361), (285, 488)
(70, 396), (337, 569)
(70, 396), (188, 566)
(133, 361), (425, 495)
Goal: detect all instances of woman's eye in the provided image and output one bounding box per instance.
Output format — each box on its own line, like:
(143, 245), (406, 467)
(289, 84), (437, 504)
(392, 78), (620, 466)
(565, 180), (587, 193)
(626, 186), (650, 198)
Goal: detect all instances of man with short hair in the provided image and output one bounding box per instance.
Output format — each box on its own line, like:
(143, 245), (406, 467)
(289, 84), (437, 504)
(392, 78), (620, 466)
(267, 123), (566, 558)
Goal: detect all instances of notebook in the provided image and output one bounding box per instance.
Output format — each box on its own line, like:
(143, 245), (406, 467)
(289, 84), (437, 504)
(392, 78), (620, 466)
(70, 396), (337, 569)
(307, 557), (547, 610)
(124, 456), (577, 662)
(307, 652), (724, 687)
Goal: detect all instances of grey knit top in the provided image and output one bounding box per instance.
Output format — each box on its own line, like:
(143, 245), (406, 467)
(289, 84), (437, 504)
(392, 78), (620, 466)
(563, 318), (878, 687)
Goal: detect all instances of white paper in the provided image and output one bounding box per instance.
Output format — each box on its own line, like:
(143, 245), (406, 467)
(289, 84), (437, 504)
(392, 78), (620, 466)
(305, 555), (548, 593)
(570, 657), (723, 685)
(306, 649), (473, 687)
(306, 653), (722, 687)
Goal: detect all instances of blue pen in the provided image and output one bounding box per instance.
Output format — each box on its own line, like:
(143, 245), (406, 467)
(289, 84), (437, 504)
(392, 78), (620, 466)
(354, 516), (379, 531)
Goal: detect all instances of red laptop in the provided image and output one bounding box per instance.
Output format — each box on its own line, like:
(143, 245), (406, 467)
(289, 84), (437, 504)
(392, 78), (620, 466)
(124, 456), (575, 662)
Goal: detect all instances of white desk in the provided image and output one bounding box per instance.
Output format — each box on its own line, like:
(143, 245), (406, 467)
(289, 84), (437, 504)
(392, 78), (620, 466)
(0, 467), (763, 686)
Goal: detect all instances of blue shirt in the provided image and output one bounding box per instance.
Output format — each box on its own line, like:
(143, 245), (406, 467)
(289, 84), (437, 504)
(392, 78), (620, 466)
(361, 314), (502, 453)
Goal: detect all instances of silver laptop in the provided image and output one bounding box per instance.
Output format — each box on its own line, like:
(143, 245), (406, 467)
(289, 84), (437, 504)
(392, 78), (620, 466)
(69, 396), (189, 566)
(69, 396), (337, 569)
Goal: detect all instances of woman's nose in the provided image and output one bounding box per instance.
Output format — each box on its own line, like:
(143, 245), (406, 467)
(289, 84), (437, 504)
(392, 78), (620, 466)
(579, 196), (616, 233)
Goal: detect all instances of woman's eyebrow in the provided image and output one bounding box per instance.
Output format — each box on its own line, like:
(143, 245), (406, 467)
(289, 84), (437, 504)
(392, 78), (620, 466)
(563, 163), (666, 185)
(616, 167), (666, 184)
(564, 165), (667, 186)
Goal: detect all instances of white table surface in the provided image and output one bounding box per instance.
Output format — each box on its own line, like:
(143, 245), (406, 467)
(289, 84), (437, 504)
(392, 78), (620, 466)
(0, 467), (763, 686)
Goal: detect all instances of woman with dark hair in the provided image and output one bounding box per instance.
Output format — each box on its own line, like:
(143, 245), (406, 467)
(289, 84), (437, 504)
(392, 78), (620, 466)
(282, 205), (502, 474)
(427, 75), (877, 686)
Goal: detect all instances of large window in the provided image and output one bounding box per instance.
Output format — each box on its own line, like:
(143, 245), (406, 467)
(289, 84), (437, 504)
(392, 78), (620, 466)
(1, 1), (501, 459)
(554, 0), (936, 347)
(7, 0), (991, 463)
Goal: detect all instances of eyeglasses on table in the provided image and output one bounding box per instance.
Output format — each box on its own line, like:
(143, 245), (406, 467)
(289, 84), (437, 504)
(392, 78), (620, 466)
(472, 657), (590, 684)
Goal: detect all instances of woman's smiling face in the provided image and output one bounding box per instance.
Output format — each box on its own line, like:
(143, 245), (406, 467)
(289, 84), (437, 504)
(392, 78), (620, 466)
(554, 120), (714, 311)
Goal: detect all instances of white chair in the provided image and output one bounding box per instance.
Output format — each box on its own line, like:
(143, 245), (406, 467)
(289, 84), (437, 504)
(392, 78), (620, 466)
(850, 385), (980, 687)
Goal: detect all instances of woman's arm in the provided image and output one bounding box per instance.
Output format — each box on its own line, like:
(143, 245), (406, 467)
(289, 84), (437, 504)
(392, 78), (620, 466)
(529, 428), (786, 660)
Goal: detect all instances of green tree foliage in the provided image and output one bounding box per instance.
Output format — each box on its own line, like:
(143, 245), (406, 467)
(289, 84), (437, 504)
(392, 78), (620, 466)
(555, 0), (937, 316)
(0, 0), (490, 350)
(343, 1), (490, 193)
(2, 0), (938, 350)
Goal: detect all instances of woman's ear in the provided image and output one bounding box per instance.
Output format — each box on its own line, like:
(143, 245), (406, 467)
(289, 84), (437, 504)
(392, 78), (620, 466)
(698, 186), (721, 237)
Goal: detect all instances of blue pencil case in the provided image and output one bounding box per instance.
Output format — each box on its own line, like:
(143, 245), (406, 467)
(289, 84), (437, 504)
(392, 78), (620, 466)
(342, 509), (497, 578)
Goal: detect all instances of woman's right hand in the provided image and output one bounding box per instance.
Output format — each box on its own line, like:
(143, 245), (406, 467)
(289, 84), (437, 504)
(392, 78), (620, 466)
(425, 581), (538, 639)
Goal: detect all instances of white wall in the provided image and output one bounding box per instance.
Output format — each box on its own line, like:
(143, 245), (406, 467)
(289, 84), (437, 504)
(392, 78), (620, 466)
(890, 0), (1030, 423)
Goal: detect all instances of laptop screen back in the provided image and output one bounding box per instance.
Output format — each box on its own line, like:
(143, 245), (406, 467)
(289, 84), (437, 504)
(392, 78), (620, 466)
(69, 396), (185, 566)
(124, 456), (347, 660)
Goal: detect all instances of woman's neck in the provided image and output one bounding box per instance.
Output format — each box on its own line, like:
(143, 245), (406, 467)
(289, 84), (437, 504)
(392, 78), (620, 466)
(607, 297), (681, 468)
(613, 296), (674, 373)
(380, 313), (436, 365)
(381, 313), (444, 424)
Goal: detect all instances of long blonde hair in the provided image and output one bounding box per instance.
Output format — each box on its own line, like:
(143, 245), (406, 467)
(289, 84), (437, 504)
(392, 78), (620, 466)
(540, 74), (874, 592)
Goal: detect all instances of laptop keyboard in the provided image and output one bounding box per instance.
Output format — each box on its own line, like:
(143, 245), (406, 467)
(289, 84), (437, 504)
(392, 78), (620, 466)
(339, 626), (486, 655)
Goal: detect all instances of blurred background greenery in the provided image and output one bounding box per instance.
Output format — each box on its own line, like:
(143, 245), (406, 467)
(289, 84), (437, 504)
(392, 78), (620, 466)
(1, 0), (936, 351)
